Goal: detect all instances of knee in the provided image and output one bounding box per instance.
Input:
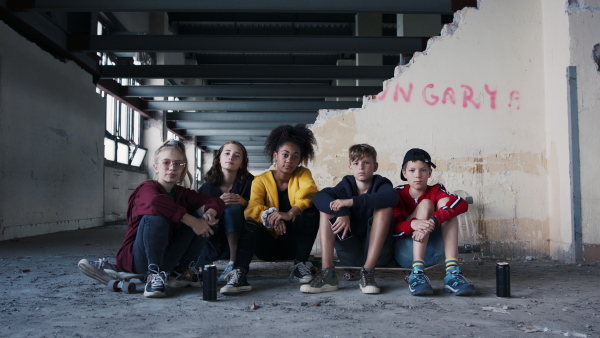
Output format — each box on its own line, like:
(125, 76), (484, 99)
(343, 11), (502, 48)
(224, 204), (245, 216)
(140, 215), (170, 226)
(244, 219), (261, 233)
(416, 199), (435, 213)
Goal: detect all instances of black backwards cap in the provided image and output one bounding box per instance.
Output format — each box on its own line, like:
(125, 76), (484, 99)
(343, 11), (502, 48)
(400, 148), (436, 181)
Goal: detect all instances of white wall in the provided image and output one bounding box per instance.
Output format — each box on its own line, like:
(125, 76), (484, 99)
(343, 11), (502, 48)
(0, 22), (105, 240)
(568, 1), (600, 261)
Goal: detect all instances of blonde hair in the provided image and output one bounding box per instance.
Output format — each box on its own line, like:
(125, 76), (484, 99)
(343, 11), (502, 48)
(349, 144), (377, 163)
(154, 139), (193, 186)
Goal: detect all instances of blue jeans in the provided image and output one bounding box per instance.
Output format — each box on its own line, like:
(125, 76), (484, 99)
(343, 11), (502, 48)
(196, 204), (245, 267)
(394, 226), (445, 268)
(132, 215), (207, 275)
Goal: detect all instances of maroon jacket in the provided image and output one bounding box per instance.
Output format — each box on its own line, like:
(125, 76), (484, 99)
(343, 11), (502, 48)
(116, 180), (225, 272)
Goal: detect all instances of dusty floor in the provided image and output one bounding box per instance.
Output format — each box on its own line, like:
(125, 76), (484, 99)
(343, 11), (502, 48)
(0, 224), (598, 338)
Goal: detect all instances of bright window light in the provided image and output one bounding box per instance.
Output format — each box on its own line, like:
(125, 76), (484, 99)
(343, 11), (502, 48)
(116, 141), (129, 164)
(104, 137), (116, 161)
(130, 146), (147, 167)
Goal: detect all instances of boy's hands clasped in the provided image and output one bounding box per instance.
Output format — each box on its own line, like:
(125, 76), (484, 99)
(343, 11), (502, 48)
(411, 218), (435, 242)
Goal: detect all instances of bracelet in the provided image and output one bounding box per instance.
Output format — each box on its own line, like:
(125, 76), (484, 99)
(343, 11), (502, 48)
(429, 215), (439, 227)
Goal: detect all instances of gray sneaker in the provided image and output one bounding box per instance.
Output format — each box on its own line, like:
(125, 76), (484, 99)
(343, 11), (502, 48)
(78, 258), (118, 285)
(300, 268), (339, 293)
(289, 262), (313, 283)
(359, 268), (380, 294)
(169, 266), (202, 288)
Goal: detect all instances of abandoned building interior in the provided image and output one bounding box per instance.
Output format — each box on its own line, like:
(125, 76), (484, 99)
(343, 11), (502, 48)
(1, 0), (599, 336)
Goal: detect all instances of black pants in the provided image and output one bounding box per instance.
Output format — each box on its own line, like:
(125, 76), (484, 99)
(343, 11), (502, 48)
(234, 205), (319, 271)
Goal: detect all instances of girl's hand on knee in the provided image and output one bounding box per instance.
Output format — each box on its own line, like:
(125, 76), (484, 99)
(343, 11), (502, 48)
(189, 217), (214, 237)
(202, 208), (219, 225)
(221, 193), (245, 206)
(273, 220), (287, 235)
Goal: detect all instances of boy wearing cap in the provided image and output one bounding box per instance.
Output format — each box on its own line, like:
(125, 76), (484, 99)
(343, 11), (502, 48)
(393, 148), (475, 296)
(301, 144), (398, 294)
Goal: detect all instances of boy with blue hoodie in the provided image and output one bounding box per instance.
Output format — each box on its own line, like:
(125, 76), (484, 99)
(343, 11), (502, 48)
(301, 144), (398, 294)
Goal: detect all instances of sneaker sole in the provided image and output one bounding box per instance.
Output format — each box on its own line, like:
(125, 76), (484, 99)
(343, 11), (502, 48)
(144, 290), (167, 298)
(219, 285), (252, 294)
(360, 285), (380, 294)
(409, 286), (434, 296)
(78, 259), (111, 285)
(300, 284), (339, 294)
(444, 285), (475, 296)
(296, 276), (312, 284)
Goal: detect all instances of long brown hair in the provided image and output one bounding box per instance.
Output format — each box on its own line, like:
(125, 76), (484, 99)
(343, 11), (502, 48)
(204, 141), (250, 186)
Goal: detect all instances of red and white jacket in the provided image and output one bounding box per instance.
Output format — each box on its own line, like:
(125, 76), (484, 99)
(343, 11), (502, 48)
(392, 183), (468, 238)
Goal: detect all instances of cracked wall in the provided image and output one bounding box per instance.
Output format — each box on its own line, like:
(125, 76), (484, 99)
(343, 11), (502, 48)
(310, 0), (594, 261)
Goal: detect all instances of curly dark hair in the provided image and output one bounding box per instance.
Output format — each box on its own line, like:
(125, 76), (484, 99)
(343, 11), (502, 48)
(264, 124), (317, 165)
(204, 141), (250, 186)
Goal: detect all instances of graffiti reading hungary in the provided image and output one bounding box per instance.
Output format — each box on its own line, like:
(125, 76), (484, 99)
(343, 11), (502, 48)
(377, 82), (521, 110)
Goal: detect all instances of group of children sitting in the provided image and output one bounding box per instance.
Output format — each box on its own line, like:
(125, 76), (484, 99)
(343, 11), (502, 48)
(78, 124), (475, 298)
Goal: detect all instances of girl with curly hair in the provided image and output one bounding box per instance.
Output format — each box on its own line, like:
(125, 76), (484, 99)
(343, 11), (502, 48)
(220, 124), (320, 294)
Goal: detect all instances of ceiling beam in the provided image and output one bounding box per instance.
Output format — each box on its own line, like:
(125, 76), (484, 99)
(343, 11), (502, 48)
(173, 121), (303, 130)
(7, 0), (458, 14)
(68, 35), (426, 54)
(175, 128), (273, 136)
(100, 65), (395, 80)
(146, 100), (361, 111)
(124, 85), (380, 98)
(167, 112), (317, 122)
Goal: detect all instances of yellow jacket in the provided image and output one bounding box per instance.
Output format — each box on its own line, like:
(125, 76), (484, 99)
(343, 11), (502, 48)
(244, 167), (318, 227)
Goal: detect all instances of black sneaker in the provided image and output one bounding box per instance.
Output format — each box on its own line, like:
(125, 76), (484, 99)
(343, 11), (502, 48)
(144, 264), (167, 298)
(289, 262), (312, 283)
(220, 268), (252, 294)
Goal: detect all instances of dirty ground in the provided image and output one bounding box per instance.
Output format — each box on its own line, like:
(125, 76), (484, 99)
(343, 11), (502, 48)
(0, 224), (598, 338)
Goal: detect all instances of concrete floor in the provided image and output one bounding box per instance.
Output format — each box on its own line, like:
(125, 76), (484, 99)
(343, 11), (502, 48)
(0, 224), (598, 337)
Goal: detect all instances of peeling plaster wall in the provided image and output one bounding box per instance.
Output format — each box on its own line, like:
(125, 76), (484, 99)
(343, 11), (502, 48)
(568, 1), (600, 262)
(311, 0), (551, 260)
(0, 22), (105, 240)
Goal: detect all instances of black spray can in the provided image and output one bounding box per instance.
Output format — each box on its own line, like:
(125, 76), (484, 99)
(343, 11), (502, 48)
(496, 262), (511, 297)
(203, 264), (217, 301)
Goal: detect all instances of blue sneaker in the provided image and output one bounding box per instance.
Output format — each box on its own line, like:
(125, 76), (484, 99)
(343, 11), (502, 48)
(406, 267), (433, 296)
(444, 266), (475, 296)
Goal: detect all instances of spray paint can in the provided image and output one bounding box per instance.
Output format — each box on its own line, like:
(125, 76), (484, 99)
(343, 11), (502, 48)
(203, 264), (217, 301)
(496, 262), (511, 297)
